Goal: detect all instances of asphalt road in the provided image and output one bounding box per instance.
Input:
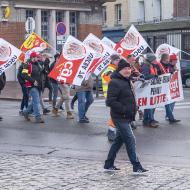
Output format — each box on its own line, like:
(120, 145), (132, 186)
(0, 88), (190, 168)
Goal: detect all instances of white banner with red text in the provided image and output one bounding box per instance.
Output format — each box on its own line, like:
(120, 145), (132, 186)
(134, 72), (184, 110)
(48, 35), (95, 86)
(83, 33), (116, 76)
(0, 38), (22, 75)
(114, 25), (149, 59)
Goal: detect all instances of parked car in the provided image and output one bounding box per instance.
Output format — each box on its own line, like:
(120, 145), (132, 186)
(180, 59), (190, 87)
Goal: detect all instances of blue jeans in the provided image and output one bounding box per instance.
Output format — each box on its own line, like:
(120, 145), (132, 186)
(25, 87), (41, 119)
(20, 85), (29, 111)
(104, 120), (141, 169)
(76, 91), (94, 120)
(52, 82), (59, 108)
(165, 102), (175, 121)
(143, 108), (155, 124)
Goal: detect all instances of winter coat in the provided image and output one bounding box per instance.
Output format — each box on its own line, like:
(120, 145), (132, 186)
(17, 64), (25, 85)
(75, 75), (94, 92)
(106, 72), (137, 121)
(21, 61), (43, 90)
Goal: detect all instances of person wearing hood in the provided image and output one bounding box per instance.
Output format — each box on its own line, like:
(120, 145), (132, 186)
(160, 53), (181, 124)
(104, 59), (148, 174)
(141, 53), (162, 128)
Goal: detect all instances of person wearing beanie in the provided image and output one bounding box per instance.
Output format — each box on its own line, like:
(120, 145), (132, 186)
(104, 59), (148, 174)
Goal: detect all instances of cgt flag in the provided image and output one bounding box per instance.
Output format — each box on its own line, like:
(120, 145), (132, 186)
(83, 34), (103, 74)
(19, 32), (49, 62)
(84, 33), (116, 76)
(48, 35), (95, 86)
(101, 37), (116, 50)
(115, 25), (149, 59)
(0, 38), (22, 75)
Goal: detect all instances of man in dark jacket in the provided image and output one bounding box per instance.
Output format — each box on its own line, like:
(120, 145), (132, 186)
(104, 59), (148, 174)
(21, 52), (44, 123)
(0, 72), (6, 121)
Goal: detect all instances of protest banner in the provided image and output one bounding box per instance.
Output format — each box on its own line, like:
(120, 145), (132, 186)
(19, 32), (49, 62)
(83, 34), (103, 73)
(115, 25), (149, 58)
(134, 74), (171, 109)
(0, 38), (22, 75)
(48, 35), (95, 86)
(84, 33), (116, 76)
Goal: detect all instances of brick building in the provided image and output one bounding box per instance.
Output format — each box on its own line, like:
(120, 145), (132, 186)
(0, 0), (113, 81)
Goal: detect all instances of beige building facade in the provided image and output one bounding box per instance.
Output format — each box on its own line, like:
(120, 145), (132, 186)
(0, 0), (112, 81)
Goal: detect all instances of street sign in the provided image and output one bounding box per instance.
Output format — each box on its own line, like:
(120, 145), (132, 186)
(56, 35), (67, 45)
(25, 17), (35, 34)
(56, 22), (66, 35)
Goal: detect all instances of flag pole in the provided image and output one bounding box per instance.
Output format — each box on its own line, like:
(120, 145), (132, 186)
(181, 50), (190, 57)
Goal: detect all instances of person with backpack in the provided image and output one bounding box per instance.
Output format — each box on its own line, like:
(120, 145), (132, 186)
(0, 72), (6, 121)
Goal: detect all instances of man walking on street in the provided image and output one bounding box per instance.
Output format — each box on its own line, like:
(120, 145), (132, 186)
(21, 52), (44, 123)
(104, 59), (148, 174)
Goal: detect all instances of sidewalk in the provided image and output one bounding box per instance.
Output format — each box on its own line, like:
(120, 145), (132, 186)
(0, 152), (190, 190)
(0, 81), (22, 100)
(0, 81), (103, 100)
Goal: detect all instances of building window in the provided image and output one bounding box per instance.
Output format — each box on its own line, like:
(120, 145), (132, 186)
(115, 4), (122, 25)
(182, 33), (190, 59)
(102, 6), (107, 25)
(138, 1), (145, 22)
(56, 11), (64, 23)
(69, 11), (77, 37)
(26, 9), (34, 19)
(154, 0), (162, 22)
(41, 10), (49, 41)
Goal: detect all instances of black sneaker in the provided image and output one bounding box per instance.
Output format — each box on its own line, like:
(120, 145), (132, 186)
(133, 167), (148, 174)
(43, 108), (50, 115)
(151, 120), (159, 124)
(104, 166), (120, 171)
(169, 119), (181, 124)
(23, 112), (30, 121)
(84, 116), (89, 121)
(79, 119), (89, 123)
(60, 106), (64, 111)
(19, 110), (24, 116)
(0, 116), (2, 121)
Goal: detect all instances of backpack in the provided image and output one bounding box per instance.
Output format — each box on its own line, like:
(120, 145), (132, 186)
(0, 72), (6, 91)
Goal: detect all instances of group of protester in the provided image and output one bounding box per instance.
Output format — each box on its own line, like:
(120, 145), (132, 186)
(102, 52), (180, 142)
(0, 50), (181, 174)
(15, 52), (94, 123)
